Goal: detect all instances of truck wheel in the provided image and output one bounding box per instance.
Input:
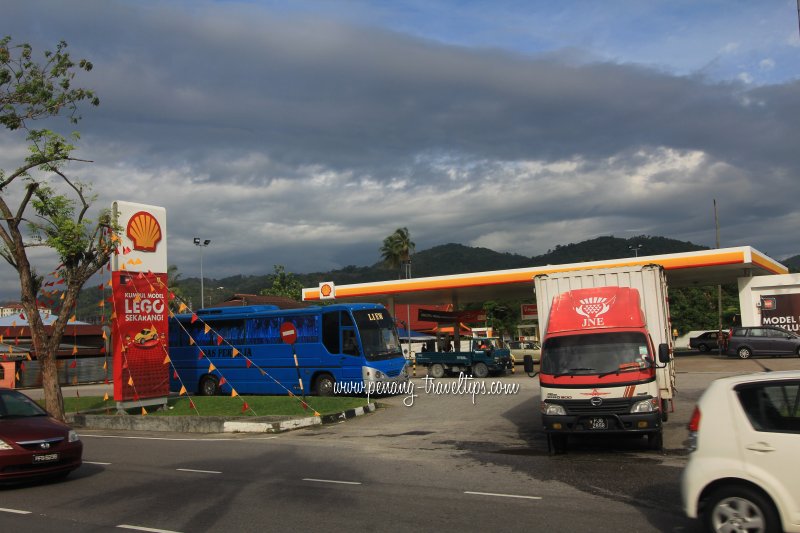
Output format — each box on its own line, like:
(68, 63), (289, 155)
(698, 343), (709, 352)
(430, 364), (445, 379)
(737, 346), (752, 359)
(647, 431), (663, 451)
(549, 434), (567, 455)
(661, 399), (669, 422)
(199, 375), (219, 396)
(314, 374), (335, 396)
(704, 485), (780, 533)
(472, 362), (489, 378)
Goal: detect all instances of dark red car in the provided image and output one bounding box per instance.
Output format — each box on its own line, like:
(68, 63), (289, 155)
(0, 388), (83, 482)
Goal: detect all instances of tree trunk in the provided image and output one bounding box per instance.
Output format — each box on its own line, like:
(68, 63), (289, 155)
(40, 349), (65, 421)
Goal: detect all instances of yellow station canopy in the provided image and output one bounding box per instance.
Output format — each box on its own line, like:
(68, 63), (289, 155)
(302, 246), (787, 307)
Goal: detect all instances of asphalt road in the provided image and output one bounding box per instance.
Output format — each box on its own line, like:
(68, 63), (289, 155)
(3, 353), (799, 532)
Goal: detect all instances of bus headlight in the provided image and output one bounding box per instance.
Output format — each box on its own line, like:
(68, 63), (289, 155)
(541, 402), (566, 416)
(630, 398), (658, 414)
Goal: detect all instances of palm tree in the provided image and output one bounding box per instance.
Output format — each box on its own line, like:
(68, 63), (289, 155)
(380, 227), (415, 279)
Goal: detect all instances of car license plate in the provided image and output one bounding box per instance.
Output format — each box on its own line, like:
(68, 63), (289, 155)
(589, 417), (607, 430)
(33, 453), (59, 463)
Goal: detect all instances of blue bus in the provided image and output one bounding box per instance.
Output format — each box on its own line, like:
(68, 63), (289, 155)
(168, 303), (409, 396)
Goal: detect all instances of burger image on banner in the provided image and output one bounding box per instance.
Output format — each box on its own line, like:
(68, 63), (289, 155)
(111, 202), (169, 408)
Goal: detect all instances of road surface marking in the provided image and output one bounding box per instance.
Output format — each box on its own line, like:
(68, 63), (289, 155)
(464, 491), (542, 500)
(0, 508), (32, 514)
(302, 478), (362, 485)
(84, 461), (112, 465)
(176, 468), (222, 474)
(117, 525), (182, 533)
(81, 435), (278, 442)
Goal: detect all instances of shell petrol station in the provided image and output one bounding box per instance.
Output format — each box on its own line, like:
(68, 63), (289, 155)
(301, 246), (790, 343)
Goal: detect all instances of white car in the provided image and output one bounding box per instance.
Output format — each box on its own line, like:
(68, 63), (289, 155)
(681, 370), (800, 532)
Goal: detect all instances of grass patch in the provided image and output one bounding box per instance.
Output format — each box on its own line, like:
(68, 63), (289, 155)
(56, 395), (370, 417)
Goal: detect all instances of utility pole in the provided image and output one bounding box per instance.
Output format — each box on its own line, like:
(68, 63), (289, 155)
(714, 199), (722, 336)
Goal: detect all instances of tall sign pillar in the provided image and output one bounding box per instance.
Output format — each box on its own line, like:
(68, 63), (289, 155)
(111, 201), (169, 412)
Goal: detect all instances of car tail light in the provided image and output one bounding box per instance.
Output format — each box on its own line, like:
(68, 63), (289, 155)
(686, 405), (701, 452)
(688, 406), (701, 431)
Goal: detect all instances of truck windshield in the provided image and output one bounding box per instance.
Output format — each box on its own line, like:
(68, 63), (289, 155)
(352, 309), (403, 362)
(541, 332), (652, 376)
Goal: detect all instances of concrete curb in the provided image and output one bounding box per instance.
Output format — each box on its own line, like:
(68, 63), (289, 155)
(68, 402), (377, 434)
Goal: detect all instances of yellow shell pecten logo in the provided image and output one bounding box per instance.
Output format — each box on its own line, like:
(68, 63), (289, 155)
(126, 211), (162, 252)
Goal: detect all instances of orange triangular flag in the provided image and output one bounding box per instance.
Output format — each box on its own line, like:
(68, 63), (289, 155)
(127, 376), (133, 386)
(204, 324), (210, 334)
(102, 330), (108, 340)
(231, 388), (238, 398)
(178, 303), (187, 313)
(72, 345), (78, 355)
(141, 407), (148, 416)
(69, 315), (76, 322)
(103, 393), (109, 401)
(189, 337), (195, 345)
(313, 411), (321, 416)
(103, 360), (107, 370)
(208, 362), (216, 372)
(232, 348), (239, 357)
(163, 355), (171, 364)
(179, 385), (187, 396)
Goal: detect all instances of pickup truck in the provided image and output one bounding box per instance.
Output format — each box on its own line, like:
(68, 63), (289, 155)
(414, 337), (512, 378)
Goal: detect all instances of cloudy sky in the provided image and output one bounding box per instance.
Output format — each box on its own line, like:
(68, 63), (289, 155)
(2, 0), (799, 300)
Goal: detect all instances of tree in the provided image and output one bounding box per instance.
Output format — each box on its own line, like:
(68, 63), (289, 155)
(260, 265), (304, 301)
(380, 227), (415, 279)
(0, 37), (112, 421)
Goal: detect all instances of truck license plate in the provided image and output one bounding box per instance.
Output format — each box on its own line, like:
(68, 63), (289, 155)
(589, 417), (607, 430)
(33, 453), (59, 463)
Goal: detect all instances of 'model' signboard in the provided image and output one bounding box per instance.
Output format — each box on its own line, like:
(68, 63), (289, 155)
(111, 201), (169, 409)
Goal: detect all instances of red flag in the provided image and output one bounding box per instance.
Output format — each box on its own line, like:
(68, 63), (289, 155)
(216, 335), (223, 346)
(301, 401), (308, 410)
(69, 360), (77, 368)
(190, 314), (198, 324)
(173, 370), (179, 379)
(219, 377), (227, 386)
(189, 399), (196, 409)
(242, 401), (249, 413)
(246, 359), (252, 368)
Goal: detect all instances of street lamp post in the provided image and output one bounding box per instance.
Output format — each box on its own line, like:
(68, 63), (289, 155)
(194, 237), (210, 308)
(629, 244), (643, 257)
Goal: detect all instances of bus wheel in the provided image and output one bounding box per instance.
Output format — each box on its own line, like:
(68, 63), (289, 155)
(199, 375), (219, 396)
(472, 362), (489, 378)
(314, 374), (335, 396)
(430, 363), (445, 379)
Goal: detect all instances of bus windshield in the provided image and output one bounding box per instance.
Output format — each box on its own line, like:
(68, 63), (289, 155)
(541, 331), (652, 376)
(352, 309), (402, 361)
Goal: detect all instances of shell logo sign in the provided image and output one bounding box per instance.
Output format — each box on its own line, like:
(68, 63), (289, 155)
(319, 281), (336, 300)
(126, 211), (162, 252)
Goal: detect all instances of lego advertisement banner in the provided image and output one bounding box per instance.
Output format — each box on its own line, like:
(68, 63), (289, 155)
(760, 293), (800, 333)
(111, 201), (169, 404)
(112, 271), (170, 401)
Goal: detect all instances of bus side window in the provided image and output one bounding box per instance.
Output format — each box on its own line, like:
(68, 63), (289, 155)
(342, 329), (359, 356)
(322, 311), (340, 354)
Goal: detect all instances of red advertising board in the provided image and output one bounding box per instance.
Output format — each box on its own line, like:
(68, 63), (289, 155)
(112, 271), (170, 402)
(521, 303), (538, 320)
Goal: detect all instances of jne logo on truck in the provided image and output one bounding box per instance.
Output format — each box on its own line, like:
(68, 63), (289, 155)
(575, 295), (616, 327)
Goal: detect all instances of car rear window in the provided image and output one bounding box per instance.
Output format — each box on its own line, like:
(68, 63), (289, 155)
(735, 381), (800, 433)
(732, 328), (747, 337)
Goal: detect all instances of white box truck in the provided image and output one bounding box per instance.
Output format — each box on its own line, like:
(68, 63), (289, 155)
(527, 264), (676, 452)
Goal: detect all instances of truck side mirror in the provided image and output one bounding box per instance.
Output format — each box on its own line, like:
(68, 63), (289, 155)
(658, 343), (670, 364)
(523, 354), (534, 374)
